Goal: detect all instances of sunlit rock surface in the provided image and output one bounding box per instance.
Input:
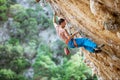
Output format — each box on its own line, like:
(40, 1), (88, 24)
(48, 0), (120, 79)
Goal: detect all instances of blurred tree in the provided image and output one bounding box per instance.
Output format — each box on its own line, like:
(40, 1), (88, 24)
(0, 69), (16, 80)
(0, 69), (27, 80)
(0, 43), (29, 71)
(33, 44), (94, 80)
(14, 11), (29, 23)
(0, 0), (7, 21)
(10, 4), (25, 17)
(0, 0), (59, 80)
(26, 9), (38, 18)
(7, 0), (17, 7)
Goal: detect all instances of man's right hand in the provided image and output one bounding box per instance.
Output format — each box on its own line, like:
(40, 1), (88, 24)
(74, 30), (79, 35)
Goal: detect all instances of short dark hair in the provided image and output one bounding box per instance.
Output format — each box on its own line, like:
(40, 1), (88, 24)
(58, 18), (65, 25)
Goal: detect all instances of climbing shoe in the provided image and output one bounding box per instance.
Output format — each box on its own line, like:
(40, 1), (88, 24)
(94, 44), (105, 53)
(94, 49), (102, 53)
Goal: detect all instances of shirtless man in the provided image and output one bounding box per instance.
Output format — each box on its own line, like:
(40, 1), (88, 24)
(53, 13), (103, 54)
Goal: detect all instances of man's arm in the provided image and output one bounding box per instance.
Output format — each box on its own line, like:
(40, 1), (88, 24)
(70, 31), (79, 39)
(65, 29), (79, 40)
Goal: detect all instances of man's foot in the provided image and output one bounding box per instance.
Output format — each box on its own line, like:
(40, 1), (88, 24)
(93, 44), (105, 53)
(94, 49), (102, 53)
(64, 47), (70, 55)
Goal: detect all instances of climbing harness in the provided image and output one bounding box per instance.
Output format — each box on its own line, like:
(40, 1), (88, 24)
(73, 39), (78, 47)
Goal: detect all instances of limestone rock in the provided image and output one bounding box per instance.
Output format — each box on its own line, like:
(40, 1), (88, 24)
(48, 0), (120, 79)
(117, 32), (120, 39)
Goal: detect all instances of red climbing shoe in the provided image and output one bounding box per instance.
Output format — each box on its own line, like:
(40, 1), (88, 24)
(64, 47), (70, 55)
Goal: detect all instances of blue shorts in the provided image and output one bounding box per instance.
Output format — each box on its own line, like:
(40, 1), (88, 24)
(67, 38), (97, 53)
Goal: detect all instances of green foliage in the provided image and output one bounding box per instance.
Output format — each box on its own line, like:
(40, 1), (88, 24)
(38, 12), (51, 29)
(6, 0), (17, 7)
(15, 74), (26, 80)
(0, 0), (7, 21)
(14, 11), (29, 22)
(35, 4), (43, 12)
(10, 4), (25, 16)
(0, 44), (29, 72)
(9, 21), (25, 40)
(0, 13), (7, 21)
(0, 45), (21, 69)
(61, 54), (92, 80)
(26, 8), (38, 19)
(0, 0), (6, 4)
(28, 18), (37, 29)
(0, 43), (29, 79)
(10, 57), (30, 73)
(8, 3), (53, 44)
(33, 43), (93, 80)
(0, 0), (59, 80)
(37, 44), (53, 57)
(0, 5), (7, 12)
(0, 69), (16, 80)
(9, 4), (46, 43)
(33, 44), (55, 79)
(9, 13), (38, 42)
(8, 38), (20, 45)
(0, 69), (27, 80)
(8, 0), (17, 4)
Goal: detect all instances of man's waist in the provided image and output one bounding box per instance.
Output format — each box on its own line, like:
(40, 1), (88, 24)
(65, 39), (69, 44)
(65, 38), (78, 47)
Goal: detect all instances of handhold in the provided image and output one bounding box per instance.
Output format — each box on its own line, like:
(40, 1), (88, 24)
(117, 32), (120, 39)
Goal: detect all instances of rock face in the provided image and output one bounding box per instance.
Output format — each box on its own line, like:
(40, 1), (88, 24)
(48, 0), (120, 80)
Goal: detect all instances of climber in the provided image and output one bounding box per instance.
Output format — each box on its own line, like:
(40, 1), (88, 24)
(53, 12), (104, 55)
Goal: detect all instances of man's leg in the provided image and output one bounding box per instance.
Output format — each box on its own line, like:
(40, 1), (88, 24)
(83, 38), (103, 53)
(74, 38), (103, 53)
(83, 38), (97, 49)
(74, 38), (96, 52)
(84, 46), (95, 53)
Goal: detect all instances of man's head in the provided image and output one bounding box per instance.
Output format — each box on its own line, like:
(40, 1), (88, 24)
(58, 18), (66, 28)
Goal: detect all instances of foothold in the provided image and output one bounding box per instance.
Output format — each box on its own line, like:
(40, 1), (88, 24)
(117, 32), (120, 39)
(112, 55), (118, 60)
(117, 68), (120, 71)
(110, 63), (113, 67)
(104, 21), (118, 30)
(90, 0), (100, 16)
